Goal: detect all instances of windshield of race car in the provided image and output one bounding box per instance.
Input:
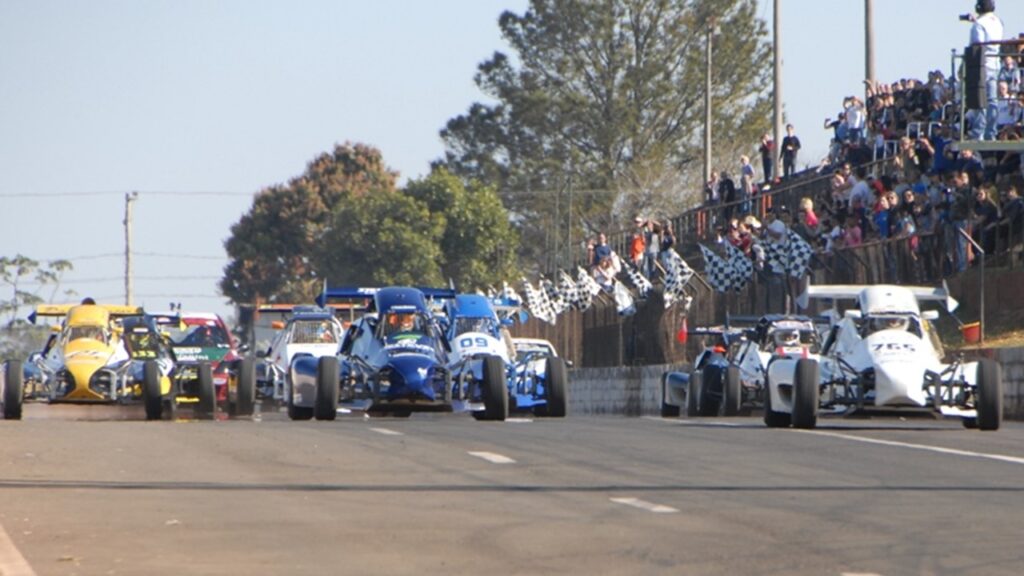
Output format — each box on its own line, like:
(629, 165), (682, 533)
(290, 319), (340, 344)
(165, 323), (230, 348)
(863, 315), (921, 337)
(515, 343), (554, 362)
(452, 317), (497, 337)
(125, 329), (163, 359)
(379, 312), (427, 340)
(67, 325), (107, 344)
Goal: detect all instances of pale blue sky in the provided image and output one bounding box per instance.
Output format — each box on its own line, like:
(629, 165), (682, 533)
(2, 1), (1022, 322)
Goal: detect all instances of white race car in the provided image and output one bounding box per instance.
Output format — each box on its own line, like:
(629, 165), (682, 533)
(764, 284), (1002, 430)
(255, 306), (344, 408)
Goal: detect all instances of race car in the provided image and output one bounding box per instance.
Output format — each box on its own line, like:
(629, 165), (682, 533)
(0, 303), (187, 420)
(764, 284), (1003, 430)
(155, 311), (250, 416)
(509, 337), (569, 417)
(660, 328), (744, 418)
(253, 306), (344, 413)
(290, 286), (508, 421)
(442, 294), (511, 419)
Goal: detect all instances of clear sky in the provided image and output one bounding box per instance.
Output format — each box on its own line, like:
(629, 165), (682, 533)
(2, 1), (1023, 323)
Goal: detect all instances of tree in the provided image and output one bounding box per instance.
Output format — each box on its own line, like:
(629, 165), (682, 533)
(404, 169), (519, 290)
(314, 190), (447, 287)
(220, 143), (399, 304)
(438, 0), (772, 269)
(0, 255), (73, 360)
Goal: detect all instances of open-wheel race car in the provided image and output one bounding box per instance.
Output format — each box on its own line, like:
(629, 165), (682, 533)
(289, 286), (509, 421)
(764, 284), (1003, 430)
(509, 337), (569, 417)
(661, 315), (822, 419)
(1, 304), (215, 420)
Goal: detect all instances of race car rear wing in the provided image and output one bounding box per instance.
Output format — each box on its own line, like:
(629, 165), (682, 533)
(803, 283), (959, 314)
(315, 286), (457, 307)
(29, 304), (145, 324)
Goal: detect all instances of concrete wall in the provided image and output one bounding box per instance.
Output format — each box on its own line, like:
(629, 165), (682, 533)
(569, 348), (1024, 419)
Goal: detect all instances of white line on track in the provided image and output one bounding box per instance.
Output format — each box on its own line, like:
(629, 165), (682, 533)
(505, 417), (534, 423)
(641, 416), (743, 427)
(369, 427), (403, 436)
(610, 497), (679, 514)
(0, 523), (36, 576)
(792, 429), (1024, 466)
(467, 451), (516, 464)
(841, 572), (883, 576)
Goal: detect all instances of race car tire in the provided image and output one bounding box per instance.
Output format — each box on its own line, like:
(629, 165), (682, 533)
(480, 355), (508, 421)
(232, 357), (256, 417)
(975, 359), (1002, 431)
(287, 379), (313, 421)
(763, 382), (791, 428)
(540, 357), (568, 418)
(686, 370), (701, 417)
(660, 372), (680, 418)
(791, 359), (819, 429)
(722, 366), (742, 417)
(197, 362), (216, 420)
(314, 356), (339, 421)
(3, 360), (24, 420)
(142, 360), (163, 421)
(698, 366), (720, 417)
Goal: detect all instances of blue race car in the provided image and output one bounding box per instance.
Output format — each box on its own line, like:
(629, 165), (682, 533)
(289, 287), (507, 421)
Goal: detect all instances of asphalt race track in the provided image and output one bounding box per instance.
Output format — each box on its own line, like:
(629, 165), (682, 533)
(1, 405), (1023, 575)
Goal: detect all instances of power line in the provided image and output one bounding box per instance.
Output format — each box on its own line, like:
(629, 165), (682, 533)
(0, 190), (253, 198)
(132, 252), (225, 260)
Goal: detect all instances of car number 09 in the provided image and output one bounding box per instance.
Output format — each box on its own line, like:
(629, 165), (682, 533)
(459, 336), (489, 349)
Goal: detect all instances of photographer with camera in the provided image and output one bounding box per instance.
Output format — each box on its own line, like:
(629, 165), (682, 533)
(963, 0), (1004, 140)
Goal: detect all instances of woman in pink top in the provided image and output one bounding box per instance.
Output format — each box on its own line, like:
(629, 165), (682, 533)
(843, 215), (863, 247)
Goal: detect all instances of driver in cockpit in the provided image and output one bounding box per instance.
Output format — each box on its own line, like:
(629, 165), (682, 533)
(869, 316), (909, 334)
(773, 329), (801, 348)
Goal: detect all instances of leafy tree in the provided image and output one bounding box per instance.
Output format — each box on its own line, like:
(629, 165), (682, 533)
(314, 190), (446, 287)
(221, 143), (399, 304)
(405, 169), (518, 290)
(0, 255), (73, 360)
(438, 0), (772, 268)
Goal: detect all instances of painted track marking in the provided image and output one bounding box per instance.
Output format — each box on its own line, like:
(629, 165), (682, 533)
(0, 523), (36, 576)
(369, 427), (403, 436)
(468, 451), (516, 464)
(610, 497), (678, 514)
(793, 429), (1024, 466)
(506, 417), (533, 423)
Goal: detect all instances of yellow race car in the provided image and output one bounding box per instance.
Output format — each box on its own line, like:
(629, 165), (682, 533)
(0, 303), (208, 420)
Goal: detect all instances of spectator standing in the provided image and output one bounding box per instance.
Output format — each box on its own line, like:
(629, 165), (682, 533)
(781, 124), (802, 178)
(972, 186), (1000, 254)
(949, 171), (976, 273)
(659, 220), (677, 268)
(719, 171), (738, 221)
(843, 214), (863, 248)
(592, 233), (611, 269)
(968, 0), (1003, 140)
(758, 133), (775, 182)
(997, 186), (1023, 247)
(643, 219), (660, 278)
(629, 217), (646, 269)
(998, 55), (1021, 95)
(739, 155), (755, 214)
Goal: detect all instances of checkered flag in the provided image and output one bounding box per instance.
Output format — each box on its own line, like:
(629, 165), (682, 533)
(521, 277), (556, 324)
(541, 277), (568, 316)
(725, 242), (753, 292)
(556, 270), (582, 311)
(575, 266), (600, 311)
(612, 279), (636, 316)
(699, 244), (734, 293)
(663, 249), (694, 309)
(624, 263), (653, 298)
(785, 230), (814, 279)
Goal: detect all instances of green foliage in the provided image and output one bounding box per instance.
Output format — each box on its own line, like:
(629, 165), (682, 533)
(0, 255), (73, 360)
(220, 143), (399, 304)
(437, 0), (772, 268)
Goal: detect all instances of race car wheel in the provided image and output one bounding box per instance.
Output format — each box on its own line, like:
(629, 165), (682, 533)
(698, 366), (720, 417)
(287, 378), (313, 421)
(197, 363), (216, 420)
(791, 359), (819, 429)
(232, 357), (256, 417)
(660, 372), (680, 418)
(722, 366), (742, 417)
(480, 355), (508, 421)
(314, 356), (339, 421)
(539, 357), (568, 418)
(3, 360), (24, 420)
(975, 359), (1002, 431)
(142, 360), (163, 421)
(686, 370), (701, 417)
(763, 381), (791, 428)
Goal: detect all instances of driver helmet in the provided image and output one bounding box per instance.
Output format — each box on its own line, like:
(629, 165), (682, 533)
(774, 329), (800, 347)
(395, 313), (415, 331)
(873, 317), (908, 331)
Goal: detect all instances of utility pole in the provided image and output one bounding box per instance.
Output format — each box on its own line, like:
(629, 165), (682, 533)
(865, 0), (876, 93)
(124, 191), (138, 305)
(772, 0), (783, 180)
(703, 17), (715, 187)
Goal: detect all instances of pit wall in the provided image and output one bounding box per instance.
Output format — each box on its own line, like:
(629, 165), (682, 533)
(568, 348), (1024, 419)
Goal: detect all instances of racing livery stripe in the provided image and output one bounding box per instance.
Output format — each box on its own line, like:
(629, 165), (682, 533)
(792, 430), (1024, 466)
(0, 523), (36, 576)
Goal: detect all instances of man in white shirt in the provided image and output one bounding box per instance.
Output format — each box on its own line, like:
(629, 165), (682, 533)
(969, 0), (1004, 140)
